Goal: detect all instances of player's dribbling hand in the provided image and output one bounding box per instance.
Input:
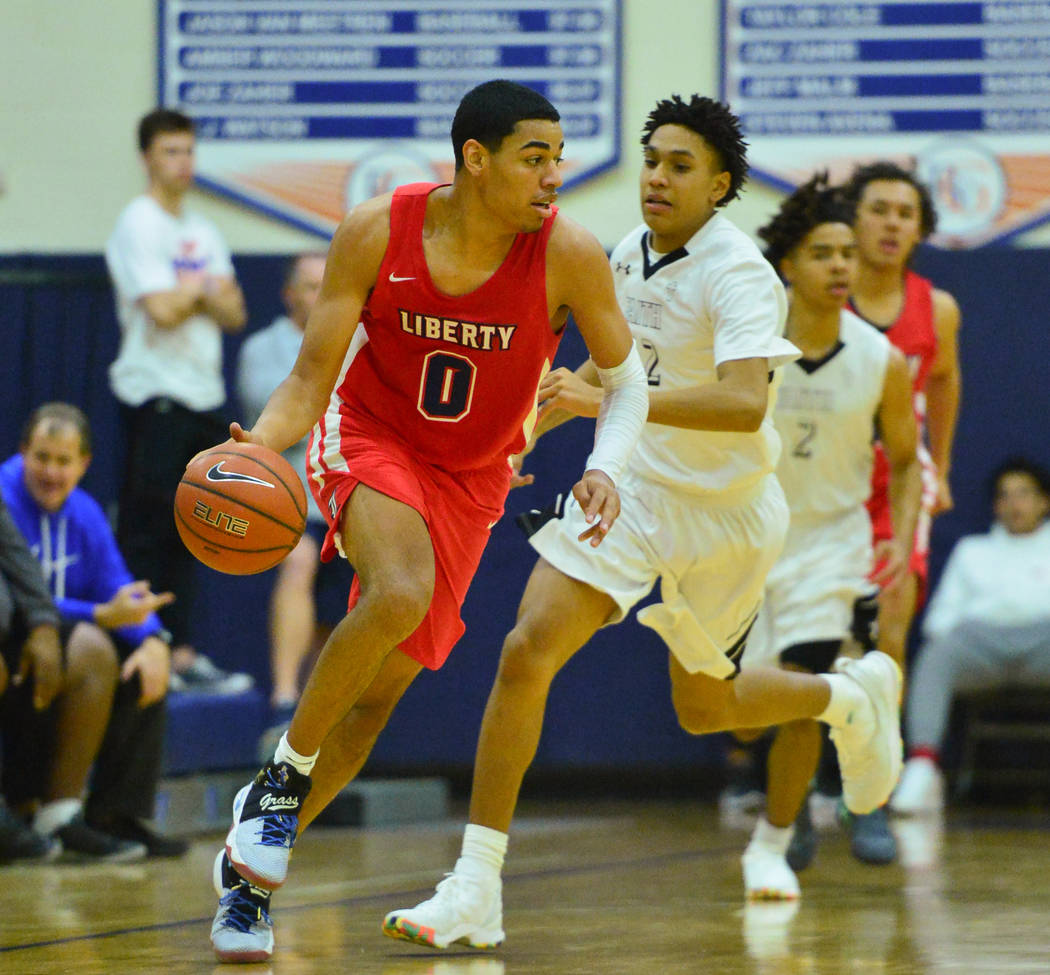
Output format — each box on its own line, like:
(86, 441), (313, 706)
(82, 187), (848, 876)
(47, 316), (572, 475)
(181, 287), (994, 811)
(186, 422), (255, 469)
(573, 469), (619, 547)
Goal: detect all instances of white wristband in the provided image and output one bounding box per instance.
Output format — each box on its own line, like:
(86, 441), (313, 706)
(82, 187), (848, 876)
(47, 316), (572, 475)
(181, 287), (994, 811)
(584, 343), (649, 484)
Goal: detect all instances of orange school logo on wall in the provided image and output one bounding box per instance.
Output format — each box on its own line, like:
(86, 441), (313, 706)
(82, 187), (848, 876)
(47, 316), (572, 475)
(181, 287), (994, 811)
(159, 0), (622, 238)
(722, 0), (1050, 248)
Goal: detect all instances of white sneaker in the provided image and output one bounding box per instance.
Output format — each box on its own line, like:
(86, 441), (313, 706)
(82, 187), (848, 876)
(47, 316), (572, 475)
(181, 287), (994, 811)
(827, 652), (903, 815)
(890, 756), (944, 815)
(383, 871), (504, 949)
(742, 843), (800, 900)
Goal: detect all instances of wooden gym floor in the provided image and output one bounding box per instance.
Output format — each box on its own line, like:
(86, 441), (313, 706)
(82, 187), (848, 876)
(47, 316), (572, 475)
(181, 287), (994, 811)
(1, 798), (1048, 974)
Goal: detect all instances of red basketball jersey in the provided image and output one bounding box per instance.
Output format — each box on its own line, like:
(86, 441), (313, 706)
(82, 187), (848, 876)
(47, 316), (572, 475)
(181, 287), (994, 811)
(334, 183), (562, 472)
(856, 270), (939, 569)
(849, 269), (937, 421)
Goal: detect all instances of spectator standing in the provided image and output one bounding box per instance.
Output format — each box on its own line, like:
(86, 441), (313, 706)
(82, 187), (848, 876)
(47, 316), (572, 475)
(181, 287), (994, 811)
(105, 107), (246, 662)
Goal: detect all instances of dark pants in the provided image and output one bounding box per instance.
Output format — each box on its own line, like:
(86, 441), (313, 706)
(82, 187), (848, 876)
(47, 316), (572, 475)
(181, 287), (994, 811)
(117, 398), (229, 647)
(1, 630), (166, 822)
(86, 675), (166, 822)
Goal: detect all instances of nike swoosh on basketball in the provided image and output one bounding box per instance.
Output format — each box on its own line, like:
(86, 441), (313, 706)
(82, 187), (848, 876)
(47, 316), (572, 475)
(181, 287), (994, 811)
(205, 462), (275, 488)
(389, 272), (415, 282)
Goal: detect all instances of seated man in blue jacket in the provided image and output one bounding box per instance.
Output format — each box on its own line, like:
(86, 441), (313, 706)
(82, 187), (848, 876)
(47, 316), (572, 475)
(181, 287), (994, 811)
(0, 402), (186, 857)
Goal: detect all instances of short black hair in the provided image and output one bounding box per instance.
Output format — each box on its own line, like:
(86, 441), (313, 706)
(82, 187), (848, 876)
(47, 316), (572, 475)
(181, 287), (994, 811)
(758, 172), (856, 273)
(840, 161), (938, 238)
(450, 80), (560, 171)
(640, 95), (748, 206)
(989, 456), (1050, 503)
(21, 402), (92, 455)
(138, 108), (195, 153)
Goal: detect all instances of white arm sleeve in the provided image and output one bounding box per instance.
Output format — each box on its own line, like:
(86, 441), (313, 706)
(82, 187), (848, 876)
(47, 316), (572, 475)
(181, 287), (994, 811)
(584, 343), (649, 484)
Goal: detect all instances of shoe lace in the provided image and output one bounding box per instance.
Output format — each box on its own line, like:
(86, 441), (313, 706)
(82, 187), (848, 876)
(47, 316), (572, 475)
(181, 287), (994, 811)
(259, 814), (297, 848)
(219, 885), (271, 933)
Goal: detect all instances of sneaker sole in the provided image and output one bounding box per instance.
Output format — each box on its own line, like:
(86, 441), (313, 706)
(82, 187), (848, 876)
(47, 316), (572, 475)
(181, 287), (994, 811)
(746, 887), (800, 902)
(381, 914), (503, 950)
(226, 785), (289, 891)
(837, 652), (903, 815)
(213, 945), (273, 964)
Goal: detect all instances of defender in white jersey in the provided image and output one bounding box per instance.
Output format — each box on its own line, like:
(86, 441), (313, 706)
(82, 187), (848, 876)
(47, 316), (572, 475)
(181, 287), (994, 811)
(740, 174), (920, 900)
(384, 98), (907, 952)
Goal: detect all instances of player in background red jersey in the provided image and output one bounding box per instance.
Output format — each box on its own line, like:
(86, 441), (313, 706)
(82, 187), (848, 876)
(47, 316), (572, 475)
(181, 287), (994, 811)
(205, 80), (649, 963)
(843, 162), (962, 667)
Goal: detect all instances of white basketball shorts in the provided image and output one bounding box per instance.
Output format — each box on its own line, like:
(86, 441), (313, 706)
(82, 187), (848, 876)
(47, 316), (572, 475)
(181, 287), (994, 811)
(528, 471), (789, 679)
(745, 505), (874, 669)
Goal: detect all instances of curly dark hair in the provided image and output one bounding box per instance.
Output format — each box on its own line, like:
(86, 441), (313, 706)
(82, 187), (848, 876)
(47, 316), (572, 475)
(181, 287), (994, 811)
(840, 161), (938, 238)
(640, 95), (748, 206)
(757, 172), (856, 273)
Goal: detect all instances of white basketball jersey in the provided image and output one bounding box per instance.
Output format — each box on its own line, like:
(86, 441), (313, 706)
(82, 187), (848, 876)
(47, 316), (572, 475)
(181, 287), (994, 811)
(773, 308), (891, 517)
(610, 213), (797, 496)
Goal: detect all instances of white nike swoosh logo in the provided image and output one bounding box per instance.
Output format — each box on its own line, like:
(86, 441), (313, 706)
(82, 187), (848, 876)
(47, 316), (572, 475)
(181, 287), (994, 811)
(388, 273), (415, 283)
(205, 461), (275, 488)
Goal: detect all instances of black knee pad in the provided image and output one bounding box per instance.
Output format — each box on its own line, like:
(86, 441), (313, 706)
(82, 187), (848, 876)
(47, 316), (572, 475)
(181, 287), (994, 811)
(850, 590), (881, 652)
(779, 639), (842, 675)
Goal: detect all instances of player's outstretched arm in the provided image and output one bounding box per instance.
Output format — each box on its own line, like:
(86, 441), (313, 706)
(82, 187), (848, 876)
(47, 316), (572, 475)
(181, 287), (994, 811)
(547, 218), (648, 544)
(237, 196), (392, 456)
(548, 218), (648, 480)
(925, 288), (962, 515)
(874, 345), (922, 590)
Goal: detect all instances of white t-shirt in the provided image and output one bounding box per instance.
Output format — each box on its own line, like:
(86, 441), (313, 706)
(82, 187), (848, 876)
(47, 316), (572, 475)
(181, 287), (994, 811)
(105, 195), (234, 410)
(773, 308), (890, 518)
(610, 213), (797, 496)
(922, 521), (1050, 638)
(236, 315), (323, 524)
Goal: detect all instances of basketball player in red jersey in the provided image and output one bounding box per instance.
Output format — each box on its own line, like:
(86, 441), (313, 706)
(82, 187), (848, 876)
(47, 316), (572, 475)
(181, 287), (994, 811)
(206, 80), (649, 962)
(843, 162), (961, 668)
(837, 162), (961, 861)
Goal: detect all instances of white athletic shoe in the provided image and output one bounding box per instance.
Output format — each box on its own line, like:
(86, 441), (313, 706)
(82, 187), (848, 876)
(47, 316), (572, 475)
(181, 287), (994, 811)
(210, 849), (275, 963)
(383, 871), (504, 949)
(828, 652), (903, 815)
(742, 843), (800, 900)
(890, 756), (945, 815)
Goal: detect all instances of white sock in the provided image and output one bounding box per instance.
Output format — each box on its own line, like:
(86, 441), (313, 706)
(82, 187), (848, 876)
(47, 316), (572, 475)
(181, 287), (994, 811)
(749, 816), (793, 853)
(274, 732), (318, 776)
(816, 672), (862, 728)
(34, 798), (82, 836)
(454, 823), (508, 883)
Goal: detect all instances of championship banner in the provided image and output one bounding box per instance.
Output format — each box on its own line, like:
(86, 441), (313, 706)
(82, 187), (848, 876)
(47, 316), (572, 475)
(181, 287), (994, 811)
(158, 0), (621, 237)
(721, 0), (1050, 247)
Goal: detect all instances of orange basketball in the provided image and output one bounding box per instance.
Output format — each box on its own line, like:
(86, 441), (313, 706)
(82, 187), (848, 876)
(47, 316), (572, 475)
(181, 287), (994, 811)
(174, 441), (307, 575)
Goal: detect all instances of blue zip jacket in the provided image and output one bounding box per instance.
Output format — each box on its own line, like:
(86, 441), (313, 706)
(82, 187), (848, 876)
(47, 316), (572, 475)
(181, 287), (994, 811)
(0, 454), (163, 649)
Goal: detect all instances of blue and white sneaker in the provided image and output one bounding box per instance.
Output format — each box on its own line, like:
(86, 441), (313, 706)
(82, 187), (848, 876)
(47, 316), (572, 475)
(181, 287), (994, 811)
(226, 760), (311, 890)
(211, 850), (275, 963)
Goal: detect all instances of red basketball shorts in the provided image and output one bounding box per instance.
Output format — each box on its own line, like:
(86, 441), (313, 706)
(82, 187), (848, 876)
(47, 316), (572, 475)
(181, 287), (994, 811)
(307, 407), (510, 670)
(867, 443), (938, 602)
